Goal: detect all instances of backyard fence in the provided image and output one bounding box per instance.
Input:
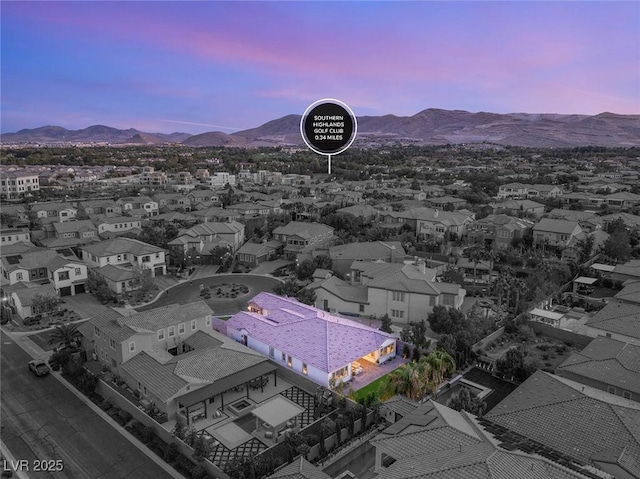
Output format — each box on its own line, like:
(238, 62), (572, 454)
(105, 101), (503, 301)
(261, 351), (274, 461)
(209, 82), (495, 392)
(526, 321), (592, 348)
(96, 379), (229, 479)
(472, 327), (505, 352)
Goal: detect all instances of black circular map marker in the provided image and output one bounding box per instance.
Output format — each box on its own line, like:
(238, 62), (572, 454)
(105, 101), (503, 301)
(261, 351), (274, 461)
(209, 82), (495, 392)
(300, 99), (357, 174)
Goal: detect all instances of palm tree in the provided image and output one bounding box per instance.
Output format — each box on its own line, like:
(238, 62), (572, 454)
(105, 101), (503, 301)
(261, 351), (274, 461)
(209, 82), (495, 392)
(48, 323), (81, 350)
(468, 246), (490, 293)
(421, 349), (456, 387)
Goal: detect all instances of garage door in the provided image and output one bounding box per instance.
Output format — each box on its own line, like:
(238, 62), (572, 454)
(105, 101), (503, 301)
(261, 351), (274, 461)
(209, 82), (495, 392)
(74, 284), (85, 294)
(154, 266), (164, 276)
(60, 286), (72, 296)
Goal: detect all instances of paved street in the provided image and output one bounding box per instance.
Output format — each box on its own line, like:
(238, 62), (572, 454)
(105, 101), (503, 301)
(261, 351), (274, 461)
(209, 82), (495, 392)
(0, 331), (176, 479)
(137, 273), (282, 315)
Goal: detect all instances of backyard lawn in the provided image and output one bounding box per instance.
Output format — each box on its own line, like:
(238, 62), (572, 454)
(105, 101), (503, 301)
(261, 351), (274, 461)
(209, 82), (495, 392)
(352, 375), (388, 403)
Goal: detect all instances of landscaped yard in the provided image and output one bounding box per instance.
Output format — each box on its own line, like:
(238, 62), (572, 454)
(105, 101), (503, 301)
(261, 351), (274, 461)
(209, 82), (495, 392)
(352, 375), (388, 403)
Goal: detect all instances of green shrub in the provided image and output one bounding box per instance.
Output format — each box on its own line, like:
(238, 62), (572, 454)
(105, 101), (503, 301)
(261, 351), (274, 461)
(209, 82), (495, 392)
(163, 442), (178, 463)
(192, 465), (207, 479)
(142, 426), (156, 444)
(118, 410), (132, 425)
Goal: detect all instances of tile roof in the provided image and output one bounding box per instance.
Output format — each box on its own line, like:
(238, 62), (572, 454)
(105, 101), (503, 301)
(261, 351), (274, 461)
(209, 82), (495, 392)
(117, 301), (213, 331)
(2, 249), (59, 272)
(272, 221), (333, 239)
(328, 241), (406, 261)
(267, 457), (332, 479)
(80, 237), (165, 257)
(372, 401), (596, 479)
(614, 281), (640, 304)
(309, 275), (369, 303)
(52, 220), (97, 234)
(486, 371), (640, 477)
(533, 218), (581, 234)
(227, 292), (394, 373)
(557, 336), (640, 397)
(120, 351), (188, 402)
(12, 282), (58, 305)
(93, 264), (138, 282)
(382, 395), (420, 418)
(584, 302), (640, 339)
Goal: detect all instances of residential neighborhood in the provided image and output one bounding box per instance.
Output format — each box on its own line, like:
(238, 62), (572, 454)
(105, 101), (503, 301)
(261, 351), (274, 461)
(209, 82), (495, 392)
(1, 144), (640, 479)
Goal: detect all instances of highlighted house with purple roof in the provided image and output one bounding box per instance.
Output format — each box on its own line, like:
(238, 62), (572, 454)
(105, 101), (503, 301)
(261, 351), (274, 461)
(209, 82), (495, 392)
(226, 292), (397, 387)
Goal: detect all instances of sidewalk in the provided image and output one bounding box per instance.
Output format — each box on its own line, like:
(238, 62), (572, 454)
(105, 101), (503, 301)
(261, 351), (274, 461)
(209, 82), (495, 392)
(0, 327), (185, 479)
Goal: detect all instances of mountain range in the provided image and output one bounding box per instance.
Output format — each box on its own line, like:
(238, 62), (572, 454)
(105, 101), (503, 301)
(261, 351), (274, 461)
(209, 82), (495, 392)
(2, 109), (639, 148)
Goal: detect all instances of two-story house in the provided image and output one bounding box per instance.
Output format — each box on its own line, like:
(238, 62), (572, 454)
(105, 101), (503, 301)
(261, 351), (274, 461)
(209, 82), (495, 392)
(152, 193), (191, 211)
(1, 249), (60, 285)
(497, 182), (529, 199)
(0, 169), (40, 199)
(466, 214), (534, 250)
(95, 216), (143, 238)
(116, 196), (159, 217)
(272, 221), (335, 260)
(79, 302), (274, 422)
(487, 199), (545, 218)
(46, 255), (88, 296)
(532, 218), (583, 250)
(309, 259), (465, 323)
(80, 237), (167, 293)
(31, 202), (78, 224)
(77, 200), (122, 217)
(40, 220), (99, 250)
(0, 227), (31, 246)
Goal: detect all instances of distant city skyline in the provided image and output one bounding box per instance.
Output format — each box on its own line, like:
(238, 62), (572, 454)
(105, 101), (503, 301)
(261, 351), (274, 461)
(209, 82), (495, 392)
(2, 1), (638, 135)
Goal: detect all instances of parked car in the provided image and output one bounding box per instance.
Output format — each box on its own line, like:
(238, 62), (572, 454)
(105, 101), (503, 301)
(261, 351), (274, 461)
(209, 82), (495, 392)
(28, 359), (50, 376)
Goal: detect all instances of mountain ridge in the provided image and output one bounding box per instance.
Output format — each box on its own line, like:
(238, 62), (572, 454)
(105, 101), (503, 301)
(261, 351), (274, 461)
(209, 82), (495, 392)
(2, 109), (639, 148)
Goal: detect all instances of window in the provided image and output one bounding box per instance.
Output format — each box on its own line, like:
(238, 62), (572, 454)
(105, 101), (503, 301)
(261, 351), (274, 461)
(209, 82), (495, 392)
(109, 338), (116, 349)
(157, 329), (165, 341)
(168, 326), (175, 337)
(392, 291), (405, 302)
(191, 319), (197, 331)
(58, 271), (70, 281)
(94, 326), (100, 338)
(281, 352), (286, 362)
(16, 272), (23, 281)
(359, 304), (365, 313)
(269, 346), (275, 358)
(302, 363), (308, 375)
(623, 391), (632, 399)
(205, 317), (211, 326)
(129, 341), (135, 352)
(287, 355), (293, 368)
(155, 253), (160, 259)
(380, 344), (394, 356)
(75, 268), (81, 275)
(332, 366), (348, 380)
(607, 386), (617, 394)
(391, 309), (404, 319)
(178, 323), (185, 334)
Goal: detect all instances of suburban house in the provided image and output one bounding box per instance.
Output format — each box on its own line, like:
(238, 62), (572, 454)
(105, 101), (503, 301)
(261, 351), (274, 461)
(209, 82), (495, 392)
(425, 195), (467, 210)
(80, 237), (167, 293)
(46, 255), (88, 296)
(226, 292), (397, 387)
(584, 302), (640, 345)
(560, 229), (609, 263)
(1, 248), (60, 285)
(532, 218), (583, 250)
(186, 190), (220, 206)
(486, 370), (640, 479)
(225, 202), (271, 217)
(77, 200), (122, 217)
(79, 302), (275, 423)
(370, 401), (593, 479)
(546, 209), (603, 233)
(487, 199), (545, 218)
(235, 240), (283, 266)
(116, 196), (159, 217)
(272, 221), (335, 260)
(610, 259), (640, 283)
(39, 220), (99, 250)
(95, 216), (143, 238)
(465, 214), (534, 250)
(152, 192), (191, 211)
(0, 204), (30, 227)
(335, 204), (380, 224)
(1, 227), (31, 246)
(3, 282), (59, 320)
(0, 169), (40, 199)
(31, 202), (78, 224)
(557, 336), (640, 402)
(314, 241), (406, 277)
(309, 260), (465, 322)
(525, 184), (563, 199)
(605, 191), (640, 210)
(190, 206), (240, 223)
(496, 182), (529, 199)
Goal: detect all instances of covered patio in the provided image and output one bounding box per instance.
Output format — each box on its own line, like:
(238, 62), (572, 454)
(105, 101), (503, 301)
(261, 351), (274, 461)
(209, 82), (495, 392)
(175, 361), (278, 426)
(251, 395), (305, 444)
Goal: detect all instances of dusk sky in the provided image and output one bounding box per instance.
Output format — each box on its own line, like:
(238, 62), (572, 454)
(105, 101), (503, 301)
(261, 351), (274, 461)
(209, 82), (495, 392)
(1, 1), (638, 135)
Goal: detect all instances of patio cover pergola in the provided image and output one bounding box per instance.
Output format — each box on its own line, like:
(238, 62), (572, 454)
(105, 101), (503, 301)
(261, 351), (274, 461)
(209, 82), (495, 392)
(252, 395), (305, 441)
(177, 361), (277, 409)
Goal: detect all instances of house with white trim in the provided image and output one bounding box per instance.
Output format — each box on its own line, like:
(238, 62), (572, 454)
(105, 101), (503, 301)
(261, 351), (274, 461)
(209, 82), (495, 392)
(226, 292), (397, 387)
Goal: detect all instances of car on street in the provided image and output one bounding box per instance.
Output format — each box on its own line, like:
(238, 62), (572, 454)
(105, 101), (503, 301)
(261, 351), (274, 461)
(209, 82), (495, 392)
(28, 359), (50, 376)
